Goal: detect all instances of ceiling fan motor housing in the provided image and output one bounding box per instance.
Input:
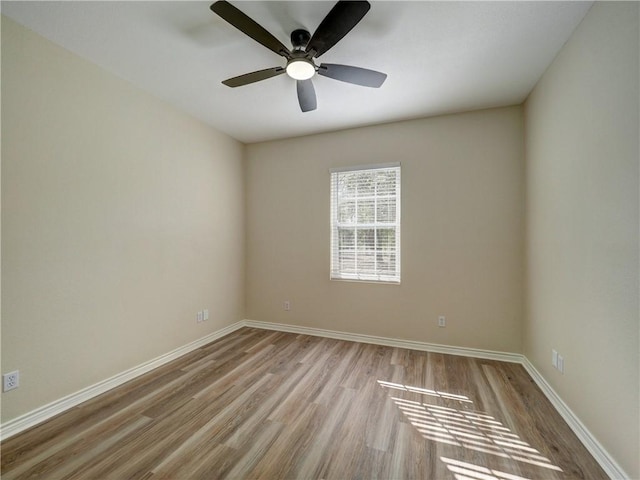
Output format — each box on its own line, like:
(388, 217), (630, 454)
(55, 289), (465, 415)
(291, 29), (311, 50)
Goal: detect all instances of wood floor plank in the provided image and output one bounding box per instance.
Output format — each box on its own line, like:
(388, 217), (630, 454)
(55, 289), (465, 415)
(366, 388), (401, 453)
(247, 403), (323, 479)
(223, 363), (308, 449)
(223, 421), (284, 480)
(298, 386), (357, 478)
(1, 327), (608, 480)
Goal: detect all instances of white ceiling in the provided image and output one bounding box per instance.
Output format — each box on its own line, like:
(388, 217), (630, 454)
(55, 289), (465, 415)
(2, 1), (592, 144)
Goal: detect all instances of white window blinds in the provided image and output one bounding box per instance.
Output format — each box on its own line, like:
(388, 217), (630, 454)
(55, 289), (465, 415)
(330, 163), (401, 283)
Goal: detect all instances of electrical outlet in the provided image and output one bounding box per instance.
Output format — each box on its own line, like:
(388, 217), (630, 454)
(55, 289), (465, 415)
(203, 309), (209, 321)
(284, 300), (291, 311)
(3, 371), (19, 392)
(196, 311), (203, 323)
(552, 349), (558, 368)
(557, 355), (564, 374)
(438, 316), (446, 327)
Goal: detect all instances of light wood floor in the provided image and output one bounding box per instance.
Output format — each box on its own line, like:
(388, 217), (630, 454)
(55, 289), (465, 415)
(1, 327), (607, 479)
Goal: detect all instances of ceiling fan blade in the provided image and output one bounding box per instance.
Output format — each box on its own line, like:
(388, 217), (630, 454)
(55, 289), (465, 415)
(297, 79), (317, 112)
(318, 63), (387, 87)
(306, 1), (370, 58)
(210, 1), (291, 58)
(222, 67), (285, 87)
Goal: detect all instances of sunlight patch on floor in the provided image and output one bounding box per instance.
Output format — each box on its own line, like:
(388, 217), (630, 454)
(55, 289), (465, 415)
(377, 380), (563, 477)
(441, 457), (531, 480)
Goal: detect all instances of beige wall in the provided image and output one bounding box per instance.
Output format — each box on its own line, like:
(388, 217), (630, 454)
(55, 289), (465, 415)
(524, 2), (639, 477)
(246, 107), (525, 353)
(1, 17), (245, 421)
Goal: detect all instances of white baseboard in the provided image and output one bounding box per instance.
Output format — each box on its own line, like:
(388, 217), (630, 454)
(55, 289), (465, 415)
(1, 318), (628, 479)
(521, 358), (628, 480)
(243, 319), (524, 364)
(0, 321), (245, 441)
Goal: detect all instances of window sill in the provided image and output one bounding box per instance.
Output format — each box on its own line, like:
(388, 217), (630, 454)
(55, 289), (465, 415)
(330, 277), (401, 285)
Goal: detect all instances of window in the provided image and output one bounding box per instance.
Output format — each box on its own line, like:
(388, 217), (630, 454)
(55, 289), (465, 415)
(330, 163), (401, 283)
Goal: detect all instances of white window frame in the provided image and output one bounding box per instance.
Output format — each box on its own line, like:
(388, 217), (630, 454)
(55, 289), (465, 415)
(330, 163), (401, 284)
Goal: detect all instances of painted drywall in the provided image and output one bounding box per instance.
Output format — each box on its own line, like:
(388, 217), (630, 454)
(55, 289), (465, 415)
(524, 2), (639, 477)
(1, 16), (245, 421)
(246, 106), (525, 354)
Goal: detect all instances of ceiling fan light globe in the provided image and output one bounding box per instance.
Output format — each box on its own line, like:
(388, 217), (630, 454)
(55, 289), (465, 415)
(286, 59), (315, 80)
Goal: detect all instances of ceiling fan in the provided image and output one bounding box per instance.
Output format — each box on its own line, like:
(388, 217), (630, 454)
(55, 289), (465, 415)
(210, 0), (387, 112)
